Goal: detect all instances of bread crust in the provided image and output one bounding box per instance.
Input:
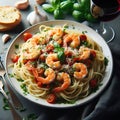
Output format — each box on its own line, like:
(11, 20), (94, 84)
(0, 6), (22, 31)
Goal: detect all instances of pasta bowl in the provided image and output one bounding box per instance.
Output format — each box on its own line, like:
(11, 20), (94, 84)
(5, 20), (113, 108)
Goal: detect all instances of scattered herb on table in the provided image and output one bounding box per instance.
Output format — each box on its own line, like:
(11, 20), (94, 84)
(23, 113), (38, 120)
(3, 97), (11, 110)
(20, 84), (29, 95)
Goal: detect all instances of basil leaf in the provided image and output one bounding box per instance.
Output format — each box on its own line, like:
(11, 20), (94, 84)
(53, 42), (60, 48)
(57, 50), (65, 63)
(53, 42), (65, 63)
(54, 7), (64, 19)
(42, 4), (54, 13)
(50, 0), (60, 8)
(104, 57), (109, 66)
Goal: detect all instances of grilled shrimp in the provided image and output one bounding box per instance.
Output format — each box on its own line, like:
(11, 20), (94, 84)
(79, 46), (91, 60)
(31, 33), (46, 45)
(22, 40), (41, 60)
(73, 63), (88, 80)
(36, 68), (56, 84)
(53, 72), (71, 92)
(63, 33), (80, 48)
(46, 53), (61, 69)
(49, 28), (64, 41)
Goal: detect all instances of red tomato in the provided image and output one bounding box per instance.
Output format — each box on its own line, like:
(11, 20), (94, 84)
(80, 34), (87, 41)
(39, 54), (46, 62)
(11, 55), (19, 63)
(23, 32), (32, 42)
(46, 44), (54, 53)
(90, 50), (96, 58)
(84, 59), (92, 68)
(47, 94), (56, 104)
(90, 79), (97, 88)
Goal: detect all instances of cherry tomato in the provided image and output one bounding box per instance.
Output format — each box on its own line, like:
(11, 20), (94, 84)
(46, 44), (54, 53)
(11, 55), (19, 63)
(80, 34), (87, 41)
(47, 94), (56, 104)
(23, 32), (32, 42)
(90, 50), (96, 58)
(90, 79), (97, 88)
(84, 59), (92, 68)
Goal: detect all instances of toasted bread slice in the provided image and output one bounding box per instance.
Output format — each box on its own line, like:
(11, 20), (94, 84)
(0, 6), (21, 25)
(0, 21), (21, 32)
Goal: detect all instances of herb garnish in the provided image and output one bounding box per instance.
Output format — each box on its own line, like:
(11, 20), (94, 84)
(20, 84), (29, 95)
(15, 44), (19, 49)
(8, 73), (14, 77)
(104, 57), (109, 66)
(53, 42), (65, 63)
(3, 92), (10, 110)
(23, 113), (38, 120)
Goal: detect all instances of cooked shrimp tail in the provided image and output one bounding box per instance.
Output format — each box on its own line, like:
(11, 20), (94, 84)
(73, 63), (88, 80)
(53, 72), (71, 93)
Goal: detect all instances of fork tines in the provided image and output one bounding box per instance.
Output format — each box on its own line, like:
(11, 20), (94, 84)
(0, 57), (5, 69)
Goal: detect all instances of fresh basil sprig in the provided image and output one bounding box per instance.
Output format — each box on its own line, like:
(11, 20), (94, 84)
(53, 42), (65, 63)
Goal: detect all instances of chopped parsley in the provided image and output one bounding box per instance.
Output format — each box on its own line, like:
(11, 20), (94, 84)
(20, 84), (29, 95)
(82, 31), (88, 34)
(15, 44), (19, 49)
(3, 94), (11, 110)
(104, 57), (109, 66)
(17, 78), (24, 82)
(39, 62), (48, 69)
(63, 25), (69, 31)
(23, 113), (38, 120)
(54, 42), (65, 63)
(8, 73), (14, 77)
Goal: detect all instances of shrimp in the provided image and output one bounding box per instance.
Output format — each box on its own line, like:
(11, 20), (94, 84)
(36, 68), (55, 84)
(73, 63), (88, 80)
(31, 33), (46, 45)
(63, 33), (80, 48)
(46, 53), (61, 69)
(53, 72), (71, 92)
(49, 28), (64, 41)
(79, 46), (91, 60)
(22, 41), (41, 60)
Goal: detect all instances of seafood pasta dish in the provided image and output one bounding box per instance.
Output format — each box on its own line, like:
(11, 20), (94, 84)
(10, 24), (108, 104)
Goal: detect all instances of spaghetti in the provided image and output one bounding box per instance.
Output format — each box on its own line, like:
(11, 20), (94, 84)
(11, 25), (107, 104)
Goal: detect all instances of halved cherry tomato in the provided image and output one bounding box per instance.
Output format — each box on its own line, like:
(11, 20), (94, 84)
(23, 32), (33, 42)
(46, 44), (54, 53)
(84, 59), (92, 68)
(90, 50), (96, 58)
(90, 79), (97, 88)
(39, 54), (46, 62)
(80, 34), (87, 41)
(11, 55), (19, 63)
(47, 93), (56, 104)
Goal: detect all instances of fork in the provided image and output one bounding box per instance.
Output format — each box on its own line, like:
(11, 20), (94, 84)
(0, 58), (24, 110)
(0, 79), (22, 120)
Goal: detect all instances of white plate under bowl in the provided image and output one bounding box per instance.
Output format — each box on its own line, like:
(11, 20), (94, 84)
(5, 20), (113, 108)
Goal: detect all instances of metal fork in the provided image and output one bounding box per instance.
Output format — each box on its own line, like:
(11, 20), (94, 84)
(0, 79), (22, 120)
(0, 58), (24, 110)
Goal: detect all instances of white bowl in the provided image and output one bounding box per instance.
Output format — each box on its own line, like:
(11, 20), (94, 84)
(5, 20), (113, 108)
